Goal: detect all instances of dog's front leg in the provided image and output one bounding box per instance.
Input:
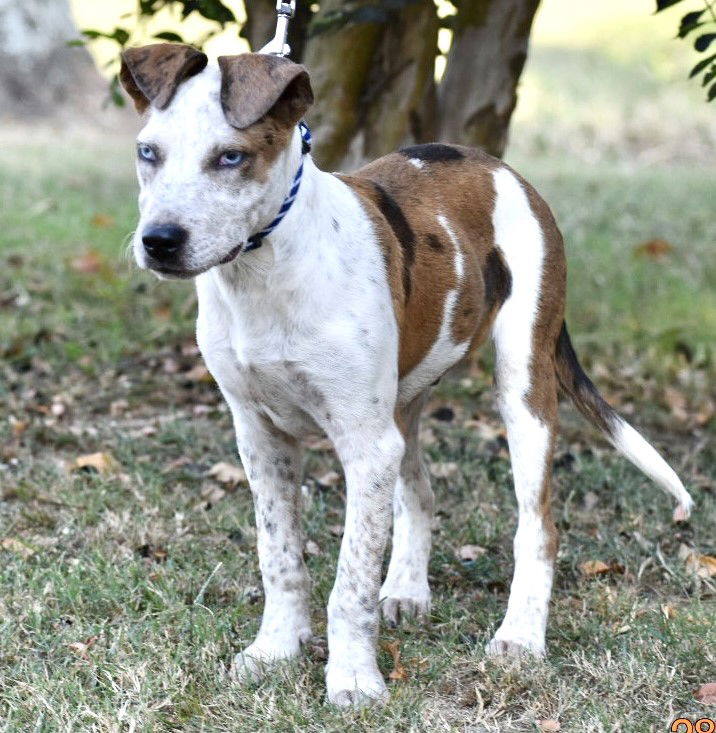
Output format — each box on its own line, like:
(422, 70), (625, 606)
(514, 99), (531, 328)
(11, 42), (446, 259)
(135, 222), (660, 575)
(228, 410), (312, 681)
(325, 424), (405, 706)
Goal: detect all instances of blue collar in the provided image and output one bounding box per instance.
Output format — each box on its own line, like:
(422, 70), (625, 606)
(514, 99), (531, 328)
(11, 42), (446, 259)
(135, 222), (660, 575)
(244, 121), (312, 253)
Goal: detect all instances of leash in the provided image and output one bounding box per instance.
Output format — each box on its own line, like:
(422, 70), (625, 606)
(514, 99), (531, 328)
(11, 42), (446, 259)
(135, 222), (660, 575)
(244, 121), (312, 252)
(244, 0), (311, 253)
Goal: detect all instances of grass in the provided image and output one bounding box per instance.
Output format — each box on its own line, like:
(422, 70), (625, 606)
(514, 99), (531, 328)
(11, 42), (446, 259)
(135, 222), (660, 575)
(1, 132), (714, 732)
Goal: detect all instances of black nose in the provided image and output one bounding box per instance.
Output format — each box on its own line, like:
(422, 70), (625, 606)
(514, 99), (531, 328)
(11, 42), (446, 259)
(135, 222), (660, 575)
(142, 224), (188, 262)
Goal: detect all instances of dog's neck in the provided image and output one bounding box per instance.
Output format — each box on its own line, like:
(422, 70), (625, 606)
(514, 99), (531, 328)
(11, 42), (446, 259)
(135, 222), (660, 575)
(211, 128), (336, 290)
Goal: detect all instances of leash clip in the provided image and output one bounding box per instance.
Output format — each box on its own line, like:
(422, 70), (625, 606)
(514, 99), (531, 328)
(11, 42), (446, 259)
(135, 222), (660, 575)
(259, 0), (296, 57)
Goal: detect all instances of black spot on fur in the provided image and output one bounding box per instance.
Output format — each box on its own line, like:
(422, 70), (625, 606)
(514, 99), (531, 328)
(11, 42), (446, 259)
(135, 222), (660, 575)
(425, 233), (444, 251)
(331, 217), (340, 232)
(483, 249), (512, 310)
(371, 182), (415, 301)
(399, 143), (465, 163)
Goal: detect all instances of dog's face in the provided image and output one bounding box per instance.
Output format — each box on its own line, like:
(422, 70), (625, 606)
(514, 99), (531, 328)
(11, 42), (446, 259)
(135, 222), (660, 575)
(120, 45), (313, 278)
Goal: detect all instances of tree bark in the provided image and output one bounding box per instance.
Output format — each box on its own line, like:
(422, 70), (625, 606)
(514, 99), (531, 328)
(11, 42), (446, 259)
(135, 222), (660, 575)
(302, 0), (438, 171)
(437, 0), (541, 157)
(0, 0), (105, 118)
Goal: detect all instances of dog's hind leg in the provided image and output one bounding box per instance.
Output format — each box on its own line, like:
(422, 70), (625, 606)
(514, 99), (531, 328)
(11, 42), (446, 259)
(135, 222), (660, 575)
(229, 410), (312, 681)
(380, 392), (434, 625)
(485, 166), (563, 656)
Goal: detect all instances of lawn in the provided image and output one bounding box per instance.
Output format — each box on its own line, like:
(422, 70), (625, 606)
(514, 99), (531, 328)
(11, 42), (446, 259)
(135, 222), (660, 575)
(0, 126), (714, 732)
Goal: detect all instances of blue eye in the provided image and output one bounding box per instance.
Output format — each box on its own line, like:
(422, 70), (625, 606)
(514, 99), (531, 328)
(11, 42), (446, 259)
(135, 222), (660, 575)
(138, 144), (157, 163)
(218, 151), (246, 167)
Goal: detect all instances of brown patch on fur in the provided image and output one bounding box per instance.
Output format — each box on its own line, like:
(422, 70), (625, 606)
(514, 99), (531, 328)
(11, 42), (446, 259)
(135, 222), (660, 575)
(120, 44), (208, 113)
(341, 147), (506, 378)
(226, 118), (295, 184)
(218, 54), (313, 131)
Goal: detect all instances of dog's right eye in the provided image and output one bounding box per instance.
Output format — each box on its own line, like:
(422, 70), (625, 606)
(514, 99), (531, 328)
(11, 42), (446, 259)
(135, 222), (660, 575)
(137, 144), (158, 163)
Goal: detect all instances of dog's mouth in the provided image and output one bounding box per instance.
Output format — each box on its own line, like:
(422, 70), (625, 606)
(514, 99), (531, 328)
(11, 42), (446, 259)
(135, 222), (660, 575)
(149, 244), (245, 279)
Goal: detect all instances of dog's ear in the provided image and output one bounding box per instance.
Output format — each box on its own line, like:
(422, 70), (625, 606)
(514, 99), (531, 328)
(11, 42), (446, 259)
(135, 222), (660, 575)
(119, 44), (208, 113)
(218, 53), (313, 130)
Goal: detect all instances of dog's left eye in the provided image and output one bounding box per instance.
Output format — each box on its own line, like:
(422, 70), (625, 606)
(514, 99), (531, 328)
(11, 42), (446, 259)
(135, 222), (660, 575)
(218, 151), (246, 168)
(137, 144), (157, 163)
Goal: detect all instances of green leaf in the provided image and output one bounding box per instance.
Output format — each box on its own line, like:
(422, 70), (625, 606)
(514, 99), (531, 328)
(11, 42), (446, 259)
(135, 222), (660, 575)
(112, 27), (130, 46)
(704, 65), (716, 87)
(708, 80), (716, 101)
(677, 10), (705, 38)
(695, 33), (716, 52)
(81, 29), (104, 39)
(655, 0), (684, 11)
(66, 39), (86, 47)
(153, 31), (185, 42)
(690, 53), (716, 77)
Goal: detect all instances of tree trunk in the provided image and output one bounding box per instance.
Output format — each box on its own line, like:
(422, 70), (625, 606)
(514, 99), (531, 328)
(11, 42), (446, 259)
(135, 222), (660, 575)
(437, 0), (541, 157)
(0, 0), (105, 118)
(302, 0), (438, 171)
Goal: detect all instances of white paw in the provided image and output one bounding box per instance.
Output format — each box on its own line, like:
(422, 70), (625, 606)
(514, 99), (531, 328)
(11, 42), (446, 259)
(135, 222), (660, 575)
(325, 661), (388, 707)
(231, 637), (305, 683)
(379, 578), (431, 626)
(485, 630), (545, 658)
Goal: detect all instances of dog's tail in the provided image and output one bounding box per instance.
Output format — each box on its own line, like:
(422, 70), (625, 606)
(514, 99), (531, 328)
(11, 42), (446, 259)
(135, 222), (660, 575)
(554, 322), (694, 521)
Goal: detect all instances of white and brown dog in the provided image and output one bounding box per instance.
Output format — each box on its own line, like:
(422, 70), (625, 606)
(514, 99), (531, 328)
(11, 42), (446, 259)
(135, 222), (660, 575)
(119, 44), (694, 706)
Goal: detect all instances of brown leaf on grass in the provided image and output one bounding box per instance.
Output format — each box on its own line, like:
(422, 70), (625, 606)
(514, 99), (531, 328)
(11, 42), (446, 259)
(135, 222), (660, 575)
(1, 537), (35, 557)
(183, 364), (213, 383)
(580, 560), (625, 577)
(70, 250), (108, 274)
(695, 682), (716, 705)
(538, 721), (561, 732)
(10, 418), (28, 437)
(429, 461), (458, 479)
(661, 604), (677, 620)
(328, 524), (344, 537)
(458, 544), (487, 562)
(663, 386), (688, 422)
(73, 452), (118, 475)
(90, 213), (115, 229)
(694, 399), (715, 427)
(315, 470), (341, 488)
(68, 635), (99, 661)
(685, 553), (716, 579)
(633, 238), (673, 260)
(208, 461), (246, 487)
(304, 540), (321, 556)
(380, 640), (408, 682)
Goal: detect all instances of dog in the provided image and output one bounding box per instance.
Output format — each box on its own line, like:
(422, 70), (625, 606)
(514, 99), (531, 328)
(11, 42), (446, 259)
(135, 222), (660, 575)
(118, 43), (694, 706)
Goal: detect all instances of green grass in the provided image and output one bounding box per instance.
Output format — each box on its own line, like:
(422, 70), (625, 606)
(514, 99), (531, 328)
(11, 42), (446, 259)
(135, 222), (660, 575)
(1, 129), (715, 732)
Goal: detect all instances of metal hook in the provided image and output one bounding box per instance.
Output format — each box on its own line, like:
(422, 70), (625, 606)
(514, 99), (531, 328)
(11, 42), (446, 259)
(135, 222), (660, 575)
(259, 0), (296, 57)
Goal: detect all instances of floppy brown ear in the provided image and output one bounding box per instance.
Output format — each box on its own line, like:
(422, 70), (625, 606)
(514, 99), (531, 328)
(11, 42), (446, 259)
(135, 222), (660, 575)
(119, 43), (208, 113)
(218, 53), (313, 130)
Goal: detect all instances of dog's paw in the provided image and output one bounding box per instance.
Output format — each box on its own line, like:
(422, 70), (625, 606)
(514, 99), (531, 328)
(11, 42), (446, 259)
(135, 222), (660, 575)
(231, 637), (305, 683)
(325, 661), (388, 707)
(379, 581), (430, 627)
(380, 594), (430, 627)
(485, 633), (545, 659)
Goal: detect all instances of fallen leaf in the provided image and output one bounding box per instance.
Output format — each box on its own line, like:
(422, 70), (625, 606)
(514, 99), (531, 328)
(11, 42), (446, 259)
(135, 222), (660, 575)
(429, 462), (458, 479)
(70, 250), (108, 274)
(10, 418), (28, 437)
(1, 537), (35, 557)
(663, 386), (688, 421)
(695, 682), (716, 705)
(661, 604), (677, 620)
(316, 470), (341, 488)
(200, 484), (227, 504)
(73, 452), (118, 475)
(538, 721), (561, 732)
(328, 524), (343, 537)
(633, 238), (673, 260)
(90, 213), (115, 229)
(458, 544), (487, 562)
(208, 461), (246, 486)
(68, 635), (98, 661)
(685, 553), (716, 579)
(183, 364), (213, 383)
(380, 640), (408, 682)
(580, 560), (624, 577)
(304, 540), (321, 556)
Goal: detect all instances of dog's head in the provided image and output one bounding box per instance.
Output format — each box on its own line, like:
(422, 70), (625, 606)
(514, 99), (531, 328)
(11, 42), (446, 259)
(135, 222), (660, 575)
(119, 43), (313, 278)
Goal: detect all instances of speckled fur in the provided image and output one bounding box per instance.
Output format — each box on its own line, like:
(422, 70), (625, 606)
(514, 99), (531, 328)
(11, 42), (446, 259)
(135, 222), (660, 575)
(120, 45), (693, 707)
